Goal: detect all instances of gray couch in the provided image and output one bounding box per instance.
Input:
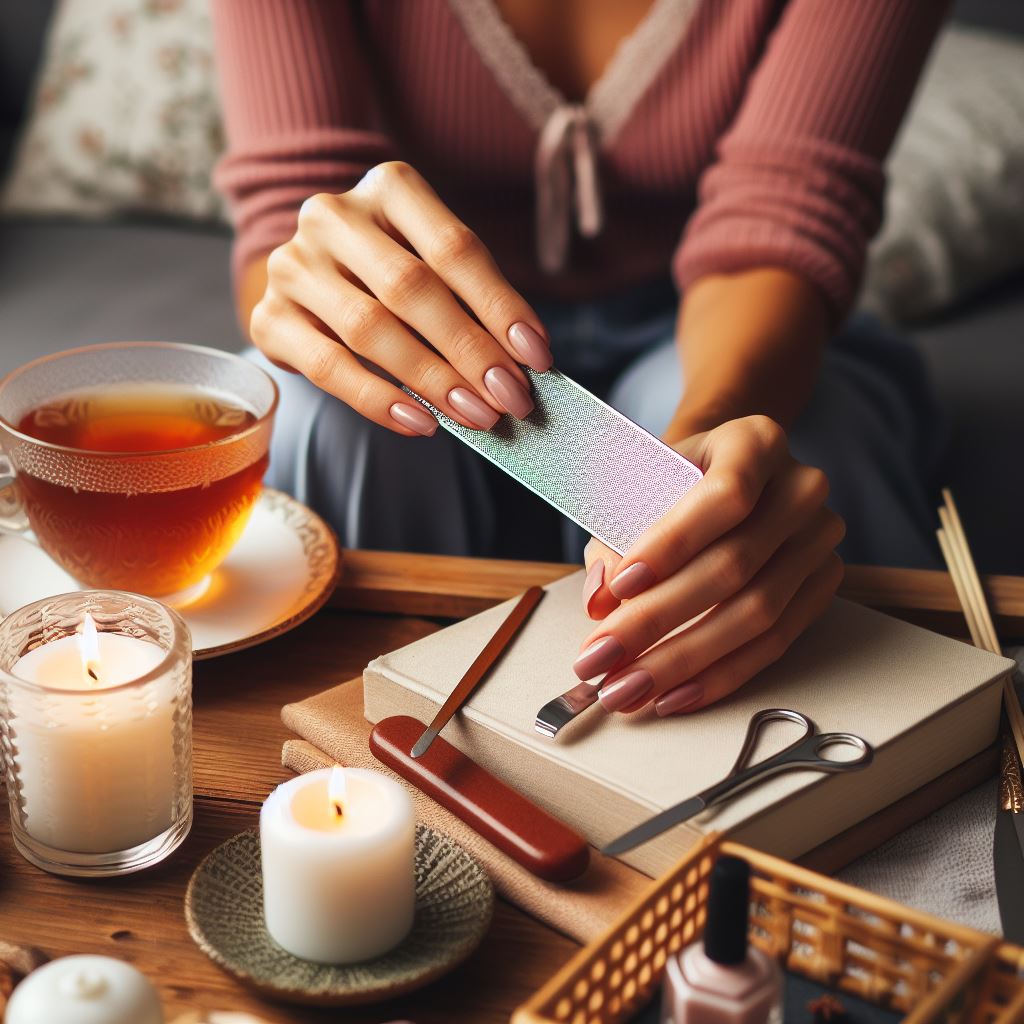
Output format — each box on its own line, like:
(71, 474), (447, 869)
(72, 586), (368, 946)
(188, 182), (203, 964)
(2, 1), (1022, 574)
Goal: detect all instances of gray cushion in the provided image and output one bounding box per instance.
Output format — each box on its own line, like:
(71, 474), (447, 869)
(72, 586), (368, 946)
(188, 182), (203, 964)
(910, 275), (1024, 575)
(953, 0), (1024, 36)
(860, 27), (1024, 323)
(0, 1), (54, 126)
(0, 216), (242, 377)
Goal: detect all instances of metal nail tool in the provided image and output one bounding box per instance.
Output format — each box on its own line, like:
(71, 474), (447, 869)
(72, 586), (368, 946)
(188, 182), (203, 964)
(411, 585), (544, 758)
(602, 709), (874, 856)
(535, 679), (602, 739)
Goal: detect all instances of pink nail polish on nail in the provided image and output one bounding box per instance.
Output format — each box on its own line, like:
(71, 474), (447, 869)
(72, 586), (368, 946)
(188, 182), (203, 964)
(507, 322), (553, 372)
(609, 562), (657, 600)
(655, 682), (703, 716)
(599, 669), (654, 712)
(582, 560), (604, 613)
(389, 402), (437, 436)
(573, 635), (625, 680)
(484, 367), (534, 419)
(448, 387), (499, 430)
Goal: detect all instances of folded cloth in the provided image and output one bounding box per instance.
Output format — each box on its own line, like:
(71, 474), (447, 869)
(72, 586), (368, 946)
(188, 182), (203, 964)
(281, 678), (650, 944)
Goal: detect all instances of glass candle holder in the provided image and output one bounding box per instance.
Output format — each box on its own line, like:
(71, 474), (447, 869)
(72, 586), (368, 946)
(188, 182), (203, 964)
(0, 590), (193, 877)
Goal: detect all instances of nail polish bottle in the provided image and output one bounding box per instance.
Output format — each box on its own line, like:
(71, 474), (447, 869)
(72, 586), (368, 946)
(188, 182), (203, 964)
(662, 855), (781, 1024)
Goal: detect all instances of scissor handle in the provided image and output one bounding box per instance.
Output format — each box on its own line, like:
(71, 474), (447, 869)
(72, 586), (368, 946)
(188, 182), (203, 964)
(701, 708), (873, 810)
(725, 708), (814, 777)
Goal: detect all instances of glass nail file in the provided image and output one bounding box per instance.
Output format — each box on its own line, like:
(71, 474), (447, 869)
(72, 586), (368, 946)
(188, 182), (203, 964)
(403, 368), (703, 555)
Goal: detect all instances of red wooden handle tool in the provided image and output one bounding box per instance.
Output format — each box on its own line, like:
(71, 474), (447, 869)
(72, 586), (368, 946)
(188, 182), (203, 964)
(370, 715), (590, 882)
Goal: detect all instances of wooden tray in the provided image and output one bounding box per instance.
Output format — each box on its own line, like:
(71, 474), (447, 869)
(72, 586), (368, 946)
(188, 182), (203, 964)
(512, 837), (1023, 1024)
(331, 551), (1024, 638)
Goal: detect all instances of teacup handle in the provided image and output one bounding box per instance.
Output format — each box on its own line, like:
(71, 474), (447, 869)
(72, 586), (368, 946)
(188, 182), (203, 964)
(0, 454), (31, 536)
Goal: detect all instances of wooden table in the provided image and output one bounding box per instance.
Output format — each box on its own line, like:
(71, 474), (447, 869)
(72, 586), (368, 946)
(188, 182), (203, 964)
(2, 553), (1023, 1023)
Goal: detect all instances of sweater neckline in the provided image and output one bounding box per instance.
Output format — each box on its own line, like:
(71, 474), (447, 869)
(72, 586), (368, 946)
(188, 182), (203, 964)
(445, 0), (702, 145)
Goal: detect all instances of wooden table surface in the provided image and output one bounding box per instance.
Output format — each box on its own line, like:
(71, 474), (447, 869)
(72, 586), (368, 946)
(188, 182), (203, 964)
(0, 597), (578, 1022)
(2, 552), (1023, 1023)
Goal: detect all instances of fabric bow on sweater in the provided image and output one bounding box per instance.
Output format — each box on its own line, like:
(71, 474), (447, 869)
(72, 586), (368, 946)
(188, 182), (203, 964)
(535, 104), (604, 274)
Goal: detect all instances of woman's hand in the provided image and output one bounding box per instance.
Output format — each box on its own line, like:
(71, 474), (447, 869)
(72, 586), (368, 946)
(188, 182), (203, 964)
(576, 416), (844, 715)
(250, 161), (552, 437)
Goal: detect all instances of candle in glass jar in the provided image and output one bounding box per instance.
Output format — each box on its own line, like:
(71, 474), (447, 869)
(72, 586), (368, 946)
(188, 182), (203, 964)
(9, 614), (174, 854)
(260, 767), (416, 963)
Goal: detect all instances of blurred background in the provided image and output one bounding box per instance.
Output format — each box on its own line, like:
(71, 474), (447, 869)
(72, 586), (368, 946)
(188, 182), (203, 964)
(1, 0), (1022, 572)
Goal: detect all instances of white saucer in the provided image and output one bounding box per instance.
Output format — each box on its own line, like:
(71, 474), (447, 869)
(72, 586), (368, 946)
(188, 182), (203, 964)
(0, 489), (341, 659)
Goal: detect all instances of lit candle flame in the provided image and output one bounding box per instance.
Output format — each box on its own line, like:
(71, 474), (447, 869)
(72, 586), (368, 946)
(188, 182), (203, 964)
(328, 766), (347, 819)
(79, 613), (101, 684)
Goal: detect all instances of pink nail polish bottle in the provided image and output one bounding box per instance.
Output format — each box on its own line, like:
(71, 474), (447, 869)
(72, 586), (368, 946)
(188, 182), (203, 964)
(662, 856), (781, 1024)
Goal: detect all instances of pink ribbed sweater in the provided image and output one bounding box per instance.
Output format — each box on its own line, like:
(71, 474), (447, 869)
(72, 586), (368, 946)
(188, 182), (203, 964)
(212, 0), (946, 318)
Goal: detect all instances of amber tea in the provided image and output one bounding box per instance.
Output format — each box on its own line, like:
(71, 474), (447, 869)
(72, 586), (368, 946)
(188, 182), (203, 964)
(13, 383), (269, 596)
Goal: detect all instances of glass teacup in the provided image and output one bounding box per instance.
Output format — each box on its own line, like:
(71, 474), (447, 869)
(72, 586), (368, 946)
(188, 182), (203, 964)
(0, 342), (277, 599)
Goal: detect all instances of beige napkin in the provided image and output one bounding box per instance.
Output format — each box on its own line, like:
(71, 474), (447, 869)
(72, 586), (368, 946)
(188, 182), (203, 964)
(281, 678), (651, 943)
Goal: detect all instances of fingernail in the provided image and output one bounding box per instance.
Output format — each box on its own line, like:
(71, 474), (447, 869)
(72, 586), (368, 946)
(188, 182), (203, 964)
(655, 683), (703, 717)
(609, 562), (656, 600)
(582, 560), (604, 614)
(448, 387), (499, 430)
(484, 367), (534, 419)
(507, 322), (553, 372)
(599, 669), (654, 713)
(389, 402), (437, 436)
(573, 635), (625, 681)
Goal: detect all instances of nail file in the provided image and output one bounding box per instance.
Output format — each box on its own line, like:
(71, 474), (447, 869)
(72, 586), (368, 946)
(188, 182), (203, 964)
(403, 368), (703, 555)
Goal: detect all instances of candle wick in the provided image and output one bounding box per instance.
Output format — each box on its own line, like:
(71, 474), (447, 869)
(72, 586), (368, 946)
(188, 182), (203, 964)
(86, 666), (99, 682)
(333, 801), (344, 819)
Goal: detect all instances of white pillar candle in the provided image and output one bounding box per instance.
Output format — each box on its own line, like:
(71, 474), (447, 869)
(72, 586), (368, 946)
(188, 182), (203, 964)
(260, 767), (416, 963)
(9, 615), (174, 853)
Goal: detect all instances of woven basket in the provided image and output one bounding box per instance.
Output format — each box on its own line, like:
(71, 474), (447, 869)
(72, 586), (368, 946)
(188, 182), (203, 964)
(513, 836), (1023, 1024)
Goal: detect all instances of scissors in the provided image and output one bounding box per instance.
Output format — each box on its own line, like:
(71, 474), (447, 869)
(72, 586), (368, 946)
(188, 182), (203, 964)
(602, 708), (874, 856)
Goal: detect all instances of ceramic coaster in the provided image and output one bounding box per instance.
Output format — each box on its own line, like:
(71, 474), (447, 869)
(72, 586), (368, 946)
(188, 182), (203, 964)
(184, 825), (494, 1007)
(0, 489), (340, 659)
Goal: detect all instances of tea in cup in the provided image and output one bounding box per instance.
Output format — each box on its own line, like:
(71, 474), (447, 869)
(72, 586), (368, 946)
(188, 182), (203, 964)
(0, 342), (277, 598)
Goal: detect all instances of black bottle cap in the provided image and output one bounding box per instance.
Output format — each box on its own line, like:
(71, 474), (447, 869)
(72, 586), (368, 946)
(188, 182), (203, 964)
(703, 855), (751, 965)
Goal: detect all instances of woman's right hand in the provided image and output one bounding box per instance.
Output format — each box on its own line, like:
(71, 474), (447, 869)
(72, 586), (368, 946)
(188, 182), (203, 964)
(250, 161), (553, 437)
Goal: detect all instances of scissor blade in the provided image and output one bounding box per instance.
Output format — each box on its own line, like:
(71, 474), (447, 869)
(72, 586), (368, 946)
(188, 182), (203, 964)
(602, 796), (706, 856)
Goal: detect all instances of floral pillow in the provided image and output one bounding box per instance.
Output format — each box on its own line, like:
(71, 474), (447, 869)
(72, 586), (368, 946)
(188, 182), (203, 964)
(1, 0), (227, 222)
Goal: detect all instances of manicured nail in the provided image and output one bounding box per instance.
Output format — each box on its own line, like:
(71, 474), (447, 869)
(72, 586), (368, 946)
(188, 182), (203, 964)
(448, 387), (500, 430)
(582, 560), (604, 615)
(573, 635), (625, 681)
(507, 322), (553, 372)
(655, 683), (703, 716)
(609, 562), (656, 600)
(389, 402), (437, 436)
(599, 669), (654, 713)
(484, 367), (534, 419)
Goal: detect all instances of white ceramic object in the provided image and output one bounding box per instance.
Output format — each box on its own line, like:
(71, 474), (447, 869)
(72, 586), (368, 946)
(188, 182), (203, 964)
(0, 489), (339, 659)
(5, 955), (163, 1024)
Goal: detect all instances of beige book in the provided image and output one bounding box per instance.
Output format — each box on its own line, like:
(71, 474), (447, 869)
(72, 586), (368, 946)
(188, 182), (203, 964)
(364, 572), (1012, 875)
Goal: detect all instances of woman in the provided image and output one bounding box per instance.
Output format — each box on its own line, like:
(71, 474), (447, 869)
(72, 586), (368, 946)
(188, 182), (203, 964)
(212, 0), (946, 718)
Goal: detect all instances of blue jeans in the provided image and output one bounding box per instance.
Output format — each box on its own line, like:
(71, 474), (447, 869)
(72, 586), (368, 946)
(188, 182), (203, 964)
(253, 280), (945, 568)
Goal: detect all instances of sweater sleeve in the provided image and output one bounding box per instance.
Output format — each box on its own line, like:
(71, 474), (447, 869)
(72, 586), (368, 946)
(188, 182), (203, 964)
(674, 0), (948, 321)
(211, 0), (397, 279)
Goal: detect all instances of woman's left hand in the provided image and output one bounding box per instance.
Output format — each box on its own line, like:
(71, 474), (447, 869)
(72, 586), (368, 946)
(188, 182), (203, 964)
(576, 415), (845, 716)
